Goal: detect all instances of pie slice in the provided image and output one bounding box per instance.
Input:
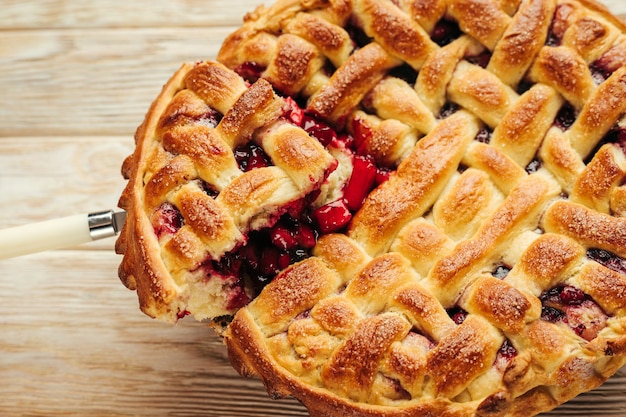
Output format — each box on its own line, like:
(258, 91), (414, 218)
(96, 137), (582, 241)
(117, 0), (626, 415)
(115, 61), (339, 322)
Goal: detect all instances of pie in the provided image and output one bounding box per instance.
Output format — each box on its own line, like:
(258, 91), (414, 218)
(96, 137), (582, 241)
(116, 0), (626, 415)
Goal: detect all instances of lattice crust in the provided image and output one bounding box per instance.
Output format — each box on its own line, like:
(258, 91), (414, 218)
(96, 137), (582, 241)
(208, 0), (626, 416)
(116, 61), (337, 321)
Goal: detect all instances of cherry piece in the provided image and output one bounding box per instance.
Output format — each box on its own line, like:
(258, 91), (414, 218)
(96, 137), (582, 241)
(284, 96), (304, 126)
(234, 142), (271, 171)
(431, 19), (462, 47)
(351, 117), (373, 155)
(302, 115), (338, 147)
(466, 51), (491, 68)
(312, 199), (353, 233)
(539, 284), (609, 341)
(559, 285), (585, 305)
(234, 61), (266, 82)
(226, 285), (251, 311)
(294, 222), (317, 249)
(343, 155), (377, 211)
(498, 339), (518, 360)
(269, 223), (299, 250)
(259, 246), (283, 277)
(152, 202), (184, 237)
(494, 338), (518, 371)
(176, 310), (191, 319)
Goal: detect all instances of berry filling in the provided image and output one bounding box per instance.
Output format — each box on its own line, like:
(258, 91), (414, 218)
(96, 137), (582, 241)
(590, 46), (626, 84)
(152, 94), (402, 306)
(302, 114), (338, 147)
(465, 51), (491, 69)
(343, 155), (377, 211)
(587, 248), (626, 276)
(206, 212), (318, 300)
(474, 127), (492, 144)
(233, 61), (266, 83)
(495, 339), (518, 372)
(539, 284), (609, 341)
(431, 19), (462, 47)
(438, 102), (460, 119)
(554, 103), (576, 130)
(234, 142), (271, 171)
(312, 198), (353, 234)
(447, 306), (469, 325)
(152, 202), (184, 238)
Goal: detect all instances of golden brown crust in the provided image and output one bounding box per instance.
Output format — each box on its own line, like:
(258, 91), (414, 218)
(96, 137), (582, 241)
(543, 200), (626, 257)
(354, 0), (438, 68)
(117, 61), (336, 321)
(348, 110), (479, 256)
(212, 1), (626, 408)
(307, 42), (400, 124)
(487, 0), (556, 87)
(120, 0), (626, 415)
(446, 0), (512, 50)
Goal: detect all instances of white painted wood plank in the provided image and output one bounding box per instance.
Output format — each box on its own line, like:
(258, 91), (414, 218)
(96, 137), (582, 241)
(0, 0), (260, 29)
(0, 27), (237, 137)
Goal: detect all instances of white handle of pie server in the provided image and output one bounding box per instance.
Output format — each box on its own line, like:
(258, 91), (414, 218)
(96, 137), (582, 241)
(0, 210), (125, 260)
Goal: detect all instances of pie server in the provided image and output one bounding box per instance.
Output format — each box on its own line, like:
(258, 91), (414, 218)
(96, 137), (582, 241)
(0, 210), (126, 260)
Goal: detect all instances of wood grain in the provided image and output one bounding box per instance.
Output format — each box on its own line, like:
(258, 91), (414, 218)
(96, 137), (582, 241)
(0, 1), (625, 416)
(0, 251), (308, 416)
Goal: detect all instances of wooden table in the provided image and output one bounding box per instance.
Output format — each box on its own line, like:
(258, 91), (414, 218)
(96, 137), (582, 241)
(1, 1), (625, 415)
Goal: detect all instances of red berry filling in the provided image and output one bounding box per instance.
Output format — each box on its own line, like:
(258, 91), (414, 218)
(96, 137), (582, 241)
(152, 202), (184, 238)
(234, 142), (271, 171)
(302, 115), (338, 147)
(200, 99), (399, 297)
(234, 61), (266, 82)
(207, 212), (317, 298)
(159, 88), (404, 308)
(587, 248), (626, 276)
(540, 285), (609, 341)
(465, 51), (492, 69)
(312, 199), (353, 234)
(431, 19), (462, 47)
(343, 155), (377, 211)
(495, 339), (518, 371)
(447, 306), (469, 325)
